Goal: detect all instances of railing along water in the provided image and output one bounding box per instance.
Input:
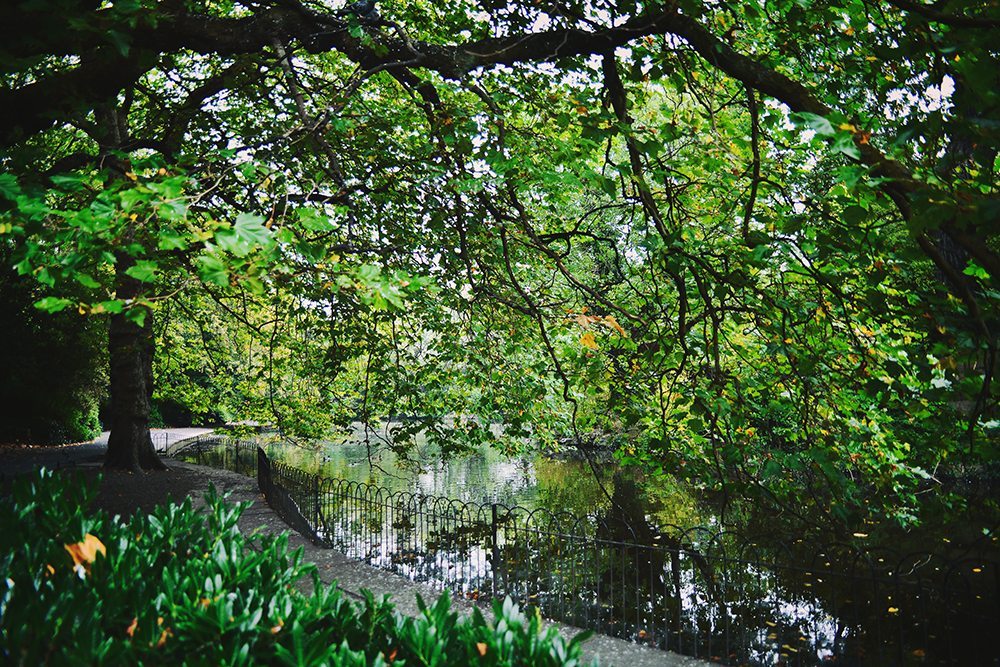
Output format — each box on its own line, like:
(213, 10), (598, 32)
(178, 436), (1000, 666)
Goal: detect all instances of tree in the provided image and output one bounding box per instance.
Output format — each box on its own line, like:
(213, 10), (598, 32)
(1, 0), (996, 522)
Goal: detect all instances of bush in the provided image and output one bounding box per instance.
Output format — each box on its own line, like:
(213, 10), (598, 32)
(0, 469), (593, 666)
(54, 396), (103, 443)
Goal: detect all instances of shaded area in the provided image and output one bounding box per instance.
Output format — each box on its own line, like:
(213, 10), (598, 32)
(182, 437), (1000, 666)
(0, 437), (698, 667)
(0, 264), (106, 445)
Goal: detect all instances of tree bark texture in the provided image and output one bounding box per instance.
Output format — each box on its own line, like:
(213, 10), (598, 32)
(104, 256), (166, 471)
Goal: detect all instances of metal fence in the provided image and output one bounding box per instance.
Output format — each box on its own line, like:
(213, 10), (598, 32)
(179, 436), (999, 666)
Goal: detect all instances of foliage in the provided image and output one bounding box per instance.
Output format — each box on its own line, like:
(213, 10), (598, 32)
(0, 260), (106, 444)
(1, 0), (999, 524)
(0, 469), (593, 666)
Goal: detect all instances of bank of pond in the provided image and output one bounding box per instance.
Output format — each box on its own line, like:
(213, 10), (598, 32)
(179, 433), (998, 666)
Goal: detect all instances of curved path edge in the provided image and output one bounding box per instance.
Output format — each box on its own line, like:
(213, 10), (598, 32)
(1, 434), (704, 666)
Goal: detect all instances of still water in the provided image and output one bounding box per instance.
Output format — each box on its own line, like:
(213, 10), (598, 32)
(266, 430), (710, 528)
(186, 432), (999, 666)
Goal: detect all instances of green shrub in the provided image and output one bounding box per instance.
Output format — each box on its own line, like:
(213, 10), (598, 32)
(0, 469), (594, 666)
(56, 395), (103, 443)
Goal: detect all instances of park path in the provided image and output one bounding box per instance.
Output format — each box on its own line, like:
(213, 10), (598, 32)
(92, 427), (216, 452)
(0, 428), (214, 475)
(1, 431), (704, 666)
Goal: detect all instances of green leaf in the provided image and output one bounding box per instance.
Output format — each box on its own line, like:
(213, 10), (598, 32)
(125, 260), (158, 283)
(0, 173), (20, 200)
(125, 307), (147, 327)
(242, 276), (265, 295)
(842, 205), (868, 226)
(49, 173), (87, 191)
(296, 208), (337, 232)
(792, 112), (836, 137)
(158, 229), (189, 251)
(76, 273), (102, 289)
(97, 300), (124, 314)
(963, 262), (990, 280)
(36, 267), (55, 287)
(196, 254), (229, 287)
(214, 228), (244, 256)
(234, 213), (272, 248)
(105, 29), (131, 56)
(831, 133), (861, 159)
(34, 297), (73, 313)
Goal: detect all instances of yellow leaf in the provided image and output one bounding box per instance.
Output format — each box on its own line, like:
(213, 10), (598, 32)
(601, 315), (627, 336)
(64, 533), (106, 571)
(838, 123), (857, 133)
(126, 617), (138, 638)
(580, 332), (598, 350)
(156, 628), (172, 648)
(476, 642), (488, 657)
(887, 606), (899, 614)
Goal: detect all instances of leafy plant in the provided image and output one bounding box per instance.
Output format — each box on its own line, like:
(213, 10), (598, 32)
(0, 469), (594, 666)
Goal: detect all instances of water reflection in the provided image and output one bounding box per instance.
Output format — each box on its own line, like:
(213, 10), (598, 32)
(184, 436), (999, 665)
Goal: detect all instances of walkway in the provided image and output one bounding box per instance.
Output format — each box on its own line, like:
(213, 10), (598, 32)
(1, 433), (704, 666)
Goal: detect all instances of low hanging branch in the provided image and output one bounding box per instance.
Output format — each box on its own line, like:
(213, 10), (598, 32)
(3, 0), (995, 332)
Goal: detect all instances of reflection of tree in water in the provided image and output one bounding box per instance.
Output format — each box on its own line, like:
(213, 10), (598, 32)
(186, 442), (999, 665)
(595, 473), (719, 646)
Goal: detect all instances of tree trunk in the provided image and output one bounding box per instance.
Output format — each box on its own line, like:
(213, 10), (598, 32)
(104, 256), (166, 471)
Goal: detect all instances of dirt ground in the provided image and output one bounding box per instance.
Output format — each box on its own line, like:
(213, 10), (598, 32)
(0, 437), (221, 518)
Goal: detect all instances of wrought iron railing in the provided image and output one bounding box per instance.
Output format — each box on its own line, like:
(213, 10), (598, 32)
(178, 436), (999, 666)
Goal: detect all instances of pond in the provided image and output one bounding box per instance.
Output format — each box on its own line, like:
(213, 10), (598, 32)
(180, 430), (999, 666)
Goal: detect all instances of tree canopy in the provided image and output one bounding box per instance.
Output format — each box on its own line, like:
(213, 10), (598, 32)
(1, 0), (998, 525)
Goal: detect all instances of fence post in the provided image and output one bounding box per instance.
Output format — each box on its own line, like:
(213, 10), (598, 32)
(491, 503), (500, 598)
(257, 446), (269, 498)
(313, 474), (321, 534)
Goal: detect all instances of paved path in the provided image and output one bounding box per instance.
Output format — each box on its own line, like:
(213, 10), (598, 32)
(92, 427), (216, 453)
(1, 435), (705, 666)
(0, 428), (214, 475)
